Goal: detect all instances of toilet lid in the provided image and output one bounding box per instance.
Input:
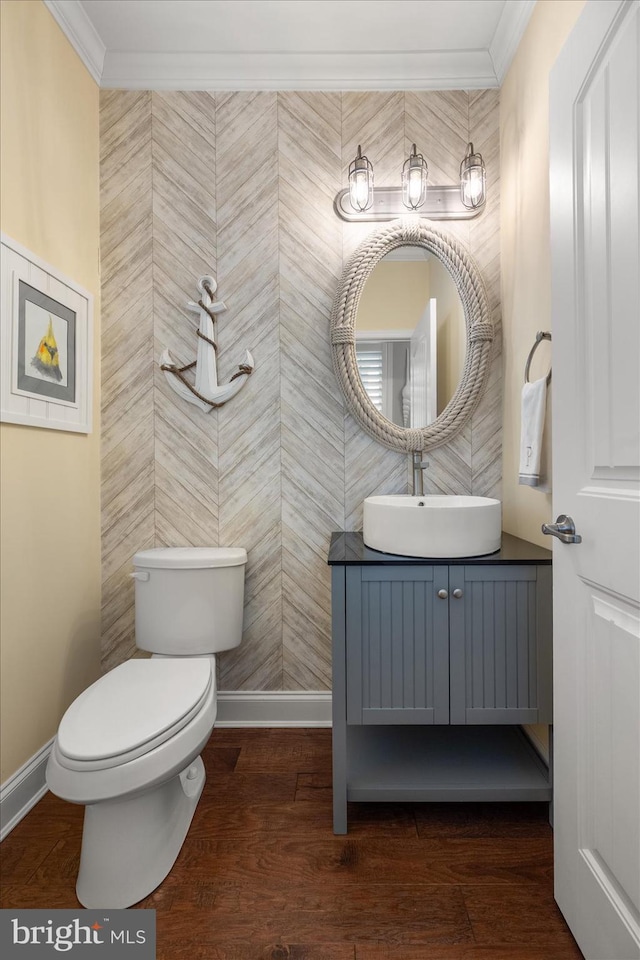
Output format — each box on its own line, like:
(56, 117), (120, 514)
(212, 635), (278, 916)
(57, 659), (213, 762)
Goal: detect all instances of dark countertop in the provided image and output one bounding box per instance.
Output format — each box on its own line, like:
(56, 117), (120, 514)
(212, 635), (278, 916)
(328, 531), (552, 565)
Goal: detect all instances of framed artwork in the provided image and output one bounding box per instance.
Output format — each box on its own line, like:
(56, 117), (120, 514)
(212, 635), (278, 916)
(1, 234), (93, 433)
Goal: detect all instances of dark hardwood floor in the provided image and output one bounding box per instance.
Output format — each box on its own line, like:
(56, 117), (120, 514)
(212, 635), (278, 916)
(0, 728), (584, 960)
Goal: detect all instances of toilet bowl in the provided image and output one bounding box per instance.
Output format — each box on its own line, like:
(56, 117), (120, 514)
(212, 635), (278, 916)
(46, 546), (246, 909)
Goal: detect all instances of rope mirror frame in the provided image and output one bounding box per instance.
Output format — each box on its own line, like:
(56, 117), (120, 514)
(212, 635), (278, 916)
(330, 219), (494, 453)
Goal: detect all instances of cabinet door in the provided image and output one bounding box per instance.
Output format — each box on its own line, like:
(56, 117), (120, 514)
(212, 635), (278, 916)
(345, 565), (449, 724)
(448, 565), (552, 725)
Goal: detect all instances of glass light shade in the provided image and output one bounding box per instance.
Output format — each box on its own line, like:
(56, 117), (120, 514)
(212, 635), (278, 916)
(348, 145), (374, 212)
(460, 143), (486, 209)
(402, 144), (428, 210)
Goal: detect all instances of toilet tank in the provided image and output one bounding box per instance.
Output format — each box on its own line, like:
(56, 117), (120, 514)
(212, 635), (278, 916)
(132, 547), (247, 655)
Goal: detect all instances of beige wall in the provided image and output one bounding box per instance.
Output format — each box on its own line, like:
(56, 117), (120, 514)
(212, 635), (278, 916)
(0, 0), (101, 782)
(502, 0), (586, 758)
(356, 260), (431, 332)
(500, 0), (586, 546)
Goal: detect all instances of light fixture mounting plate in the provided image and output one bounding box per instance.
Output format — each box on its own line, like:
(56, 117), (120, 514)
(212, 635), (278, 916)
(333, 185), (484, 222)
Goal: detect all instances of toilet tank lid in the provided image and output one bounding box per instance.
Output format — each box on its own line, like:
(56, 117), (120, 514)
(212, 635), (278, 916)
(133, 547), (247, 569)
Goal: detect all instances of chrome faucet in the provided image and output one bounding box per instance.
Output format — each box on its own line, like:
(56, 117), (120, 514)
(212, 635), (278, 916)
(412, 451), (429, 496)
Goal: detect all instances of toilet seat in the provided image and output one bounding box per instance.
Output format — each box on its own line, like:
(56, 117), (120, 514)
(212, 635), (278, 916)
(56, 658), (213, 771)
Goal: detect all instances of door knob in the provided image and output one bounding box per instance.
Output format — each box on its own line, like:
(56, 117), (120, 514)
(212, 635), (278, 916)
(437, 589), (448, 599)
(541, 514), (582, 544)
(452, 588), (463, 598)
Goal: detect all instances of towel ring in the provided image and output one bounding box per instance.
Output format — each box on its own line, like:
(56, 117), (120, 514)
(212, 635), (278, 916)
(525, 331), (552, 386)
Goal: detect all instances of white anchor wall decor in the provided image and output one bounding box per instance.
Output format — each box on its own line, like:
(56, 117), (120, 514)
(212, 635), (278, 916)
(159, 275), (254, 412)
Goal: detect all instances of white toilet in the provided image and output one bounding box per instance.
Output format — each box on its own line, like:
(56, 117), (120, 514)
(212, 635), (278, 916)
(46, 546), (246, 909)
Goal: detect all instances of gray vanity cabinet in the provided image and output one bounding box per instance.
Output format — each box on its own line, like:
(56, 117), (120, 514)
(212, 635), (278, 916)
(346, 565), (450, 725)
(449, 565), (552, 725)
(329, 532), (553, 834)
(346, 563), (552, 728)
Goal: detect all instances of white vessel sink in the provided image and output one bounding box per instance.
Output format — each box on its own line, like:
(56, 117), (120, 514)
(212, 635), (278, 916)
(363, 495), (502, 559)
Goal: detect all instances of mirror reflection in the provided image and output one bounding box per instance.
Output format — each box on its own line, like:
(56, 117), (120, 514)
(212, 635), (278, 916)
(355, 246), (466, 427)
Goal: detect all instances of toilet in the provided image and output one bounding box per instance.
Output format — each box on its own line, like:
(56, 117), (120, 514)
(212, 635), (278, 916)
(46, 546), (246, 909)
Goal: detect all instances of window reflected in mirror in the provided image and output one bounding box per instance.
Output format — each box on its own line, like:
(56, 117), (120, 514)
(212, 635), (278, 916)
(355, 246), (466, 428)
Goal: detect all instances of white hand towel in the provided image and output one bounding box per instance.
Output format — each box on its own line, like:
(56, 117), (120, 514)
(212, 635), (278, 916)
(519, 377), (548, 486)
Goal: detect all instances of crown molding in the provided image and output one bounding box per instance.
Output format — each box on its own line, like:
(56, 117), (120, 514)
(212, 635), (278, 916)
(43, 0), (105, 85)
(42, 0), (533, 91)
(489, 0), (536, 83)
(100, 49), (499, 91)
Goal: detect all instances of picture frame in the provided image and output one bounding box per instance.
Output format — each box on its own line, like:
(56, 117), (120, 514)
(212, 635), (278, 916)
(1, 234), (93, 433)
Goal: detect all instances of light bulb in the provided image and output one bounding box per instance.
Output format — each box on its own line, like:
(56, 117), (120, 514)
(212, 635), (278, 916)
(463, 169), (484, 205)
(348, 145), (373, 212)
(402, 144), (428, 210)
(350, 170), (370, 211)
(408, 168), (424, 206)
(460, 143), (486, 209)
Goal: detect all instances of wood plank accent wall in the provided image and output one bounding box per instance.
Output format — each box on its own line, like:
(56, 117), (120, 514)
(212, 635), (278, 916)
(99, 90), (501, 688)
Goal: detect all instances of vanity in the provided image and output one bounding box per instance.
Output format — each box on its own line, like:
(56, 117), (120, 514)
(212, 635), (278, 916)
(328, 220), (551, 833)
(328, 531), (552, 834)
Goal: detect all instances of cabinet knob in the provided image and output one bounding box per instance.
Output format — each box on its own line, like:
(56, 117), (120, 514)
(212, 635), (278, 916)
(437, 589), (448, 599)
(452, 588), (463, 599)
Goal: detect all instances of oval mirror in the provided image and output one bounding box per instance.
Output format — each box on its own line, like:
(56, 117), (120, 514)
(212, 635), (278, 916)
(330, 220), (494, 453)
(354, 246), (466, 429)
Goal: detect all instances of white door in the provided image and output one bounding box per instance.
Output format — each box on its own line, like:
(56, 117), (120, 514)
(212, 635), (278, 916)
(549, 2), (640, 958)
(410, 298), (437, 427)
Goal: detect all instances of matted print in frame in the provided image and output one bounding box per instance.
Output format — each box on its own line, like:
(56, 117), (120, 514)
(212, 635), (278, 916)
(1, 234), (93, 433)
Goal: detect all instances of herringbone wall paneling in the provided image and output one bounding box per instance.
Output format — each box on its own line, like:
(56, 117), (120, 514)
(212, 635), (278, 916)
(279, 92), (344, 691)
(152, 92), (219, 550)
(100, 89), (502, 689)
(216, 92), (282, 691)
(100, 91), (155, 672)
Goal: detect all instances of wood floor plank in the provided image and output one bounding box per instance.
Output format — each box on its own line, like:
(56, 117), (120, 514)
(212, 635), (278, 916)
(226, 728), (333, 775)
(167, 837), (553, 888)
(0, 836), (62, 885)
(156, 882), (473, 944)
(0, 881), (172, 911)
(233, 742), (332, 775)
(200, 744), (242, 772)
(27, 837), (81, 886)
(188, 800), (418, 839)
(344, 803), (419, 837)
(414, 802), (552, 839)
(295, 771), (333, 800)
(157, 943), (355, 960)
(356, 945), (584, 960)
(188, 800), (334, 839)
(209, 729), (332, 749)
(0, 885), (81, 909)
(194, 771), (299, 805)
(462, 884), (584, 950)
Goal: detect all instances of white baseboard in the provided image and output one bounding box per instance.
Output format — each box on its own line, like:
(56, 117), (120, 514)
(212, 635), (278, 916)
(0, 694), (331, 839)
(216, 691), (332, 727)
(0, 738), (54, 841)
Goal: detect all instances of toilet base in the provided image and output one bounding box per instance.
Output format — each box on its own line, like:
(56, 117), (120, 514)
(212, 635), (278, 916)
(76, 755), (206, 908)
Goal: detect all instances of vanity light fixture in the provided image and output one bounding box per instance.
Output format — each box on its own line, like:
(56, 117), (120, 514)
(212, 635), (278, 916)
(460, 142), (486, 209)
(402, 144), (428, 210)
(335, 142), (486, 222)
(348, 145), (374, 212)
